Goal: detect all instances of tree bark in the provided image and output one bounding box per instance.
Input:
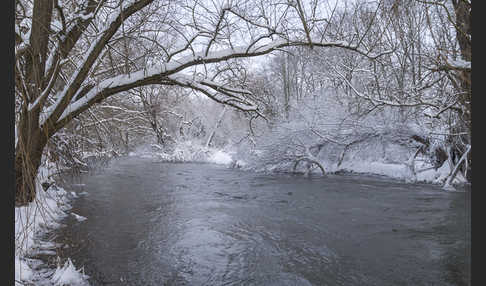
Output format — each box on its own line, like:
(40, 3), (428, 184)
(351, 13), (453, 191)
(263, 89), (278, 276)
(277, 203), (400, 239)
(26, 0), (53, 90)
(15, 111), (48, 206)
(451, 0), (471, 134)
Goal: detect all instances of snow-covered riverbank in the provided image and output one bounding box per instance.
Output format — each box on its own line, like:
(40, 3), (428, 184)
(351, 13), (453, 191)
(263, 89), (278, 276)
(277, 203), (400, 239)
(15, 143), (466, 284)
(15, 166), (89, 286)
(130, 142), (467, 188)
(128, 142), (235, 165)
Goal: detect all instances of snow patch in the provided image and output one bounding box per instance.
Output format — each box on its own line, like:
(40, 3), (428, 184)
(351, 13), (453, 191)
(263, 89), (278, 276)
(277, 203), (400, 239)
(71, 213), (87, 222)
(15, 184), (70, 258)
(15, 257), (34, 283)
(130, 142), (235, 165)
(51, 259), (90, 286)
(339, 161), (408, 180)
(208, 150), (233, 165)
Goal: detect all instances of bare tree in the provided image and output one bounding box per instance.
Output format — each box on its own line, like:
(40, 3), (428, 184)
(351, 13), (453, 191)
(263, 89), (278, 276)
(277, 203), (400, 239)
(313, 0), (471, 188)
(239, 0), (471, 188)
(15, 0), (390, 205)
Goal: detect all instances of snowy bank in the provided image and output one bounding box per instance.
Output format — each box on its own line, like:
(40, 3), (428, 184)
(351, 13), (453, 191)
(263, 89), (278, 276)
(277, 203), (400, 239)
(236, 148), (467, 188)
(207, 150), (233, 165)
(15, 166), (89, 286)
(335, 159), (458, 185)
(129, 142), (235, 166)
(130, 142), (467, 189)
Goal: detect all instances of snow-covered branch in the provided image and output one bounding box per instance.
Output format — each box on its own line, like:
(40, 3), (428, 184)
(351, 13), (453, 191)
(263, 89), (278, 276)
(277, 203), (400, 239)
(45, 0), (155, 126)
(44, 34), (393, 134)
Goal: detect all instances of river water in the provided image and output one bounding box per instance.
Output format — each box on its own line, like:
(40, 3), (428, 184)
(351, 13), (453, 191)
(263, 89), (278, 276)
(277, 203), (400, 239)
(55, 156), (470, 286)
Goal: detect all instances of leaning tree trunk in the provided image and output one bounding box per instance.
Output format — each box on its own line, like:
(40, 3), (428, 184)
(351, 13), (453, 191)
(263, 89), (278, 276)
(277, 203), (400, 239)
(443, 144), (471, 191)
(206, 105), (227, 148)
(15, 111), (48, 206)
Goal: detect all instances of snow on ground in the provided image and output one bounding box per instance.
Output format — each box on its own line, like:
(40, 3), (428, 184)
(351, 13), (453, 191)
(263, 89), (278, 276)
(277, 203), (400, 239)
(207, 150), (233, 165)
(15, 165), (89, 286)
(416, 162), (452, 183)
(331, 161), (408, 178)
(51, 259), (89, 286)
(71, 213), (87, 222)
(337, 160), (455, 184)
(132, 142), (465, 187)
(131, 142), (235, 165)
(234, 148), (465, 188)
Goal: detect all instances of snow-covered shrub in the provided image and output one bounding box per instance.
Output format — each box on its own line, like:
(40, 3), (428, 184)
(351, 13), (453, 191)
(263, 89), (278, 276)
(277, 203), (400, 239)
(236, 88), (465, 186)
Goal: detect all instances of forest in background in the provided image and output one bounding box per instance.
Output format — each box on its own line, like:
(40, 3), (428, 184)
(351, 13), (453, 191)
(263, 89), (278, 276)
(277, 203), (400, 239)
(14, 0), (472, 284)
(15, 0), (471, 204)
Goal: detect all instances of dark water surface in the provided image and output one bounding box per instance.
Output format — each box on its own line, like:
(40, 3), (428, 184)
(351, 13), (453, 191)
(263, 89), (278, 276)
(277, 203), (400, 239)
(57, 156), (470, 286)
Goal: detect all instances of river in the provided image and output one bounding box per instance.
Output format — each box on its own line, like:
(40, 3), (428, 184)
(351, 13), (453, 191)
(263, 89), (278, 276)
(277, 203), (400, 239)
(54, 156), (470, 285)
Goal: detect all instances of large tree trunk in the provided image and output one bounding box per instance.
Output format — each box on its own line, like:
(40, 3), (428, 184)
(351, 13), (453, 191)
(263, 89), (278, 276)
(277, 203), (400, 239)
(15, 0), (54, 206)
(451, 0), (471, 134)
(15, 111), (48, 206)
